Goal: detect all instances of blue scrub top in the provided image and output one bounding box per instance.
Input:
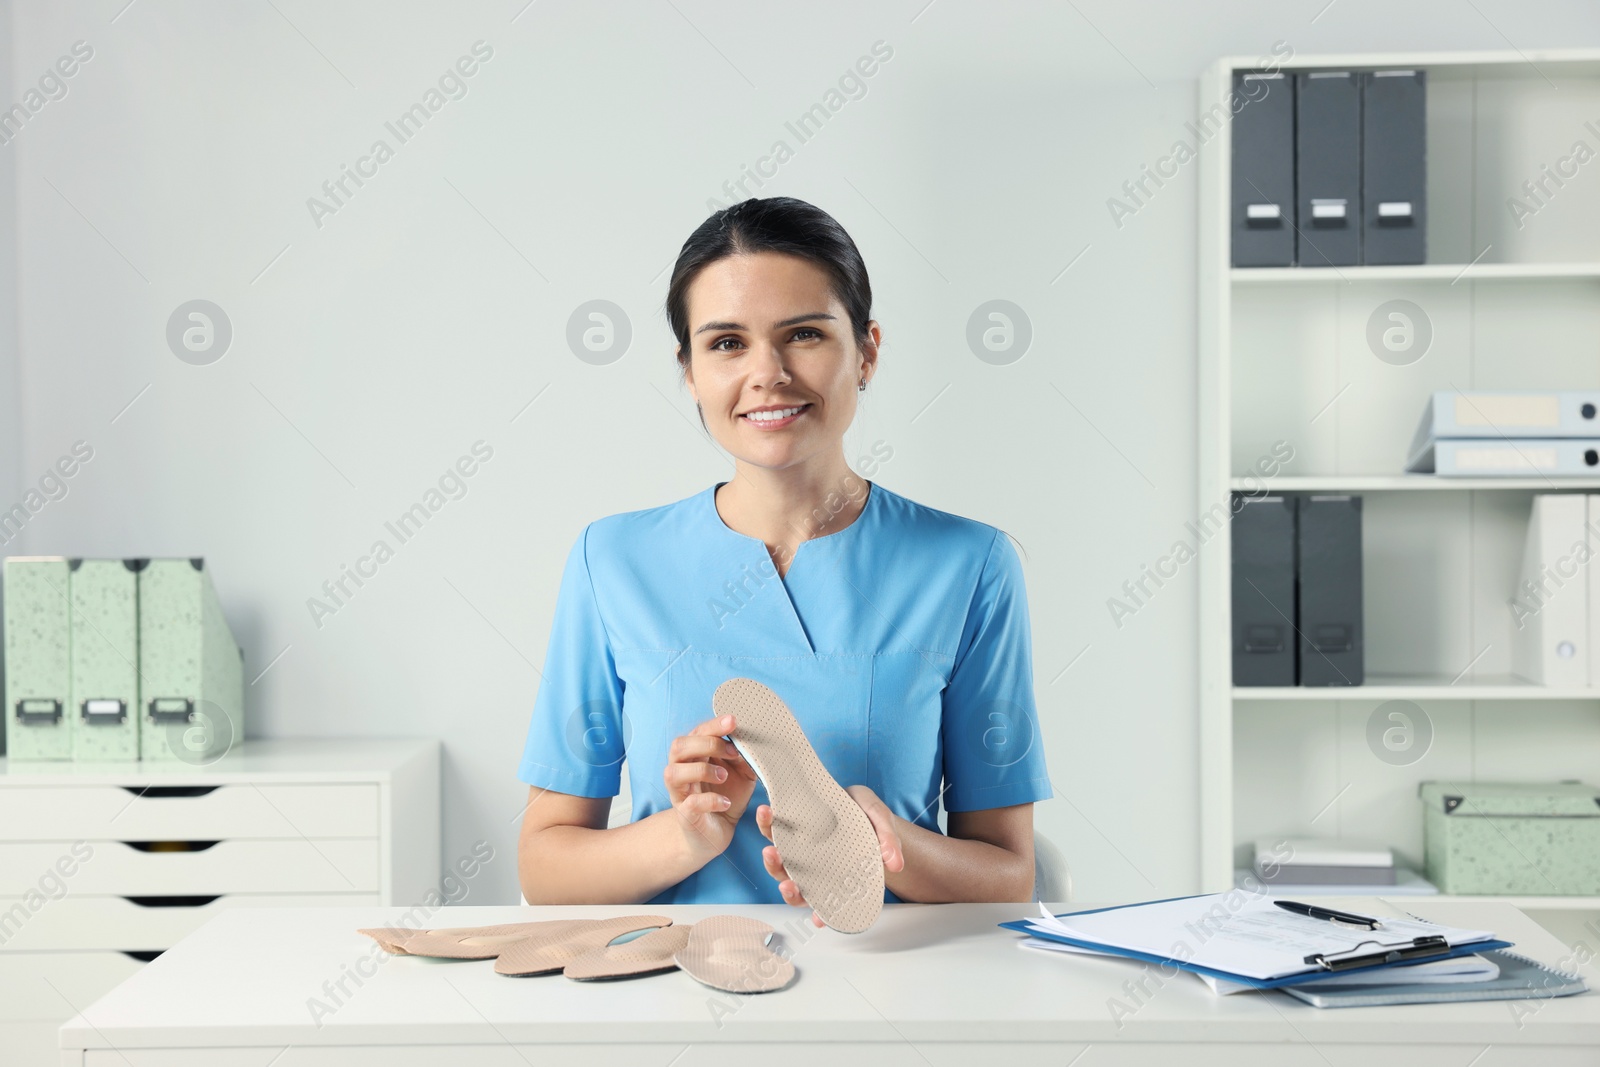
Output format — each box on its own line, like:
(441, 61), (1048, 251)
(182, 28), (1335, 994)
(517, 479), (1053, 905)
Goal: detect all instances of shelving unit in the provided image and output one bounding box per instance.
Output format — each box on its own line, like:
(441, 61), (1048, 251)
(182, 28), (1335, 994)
(1198, 50), (1600, 905)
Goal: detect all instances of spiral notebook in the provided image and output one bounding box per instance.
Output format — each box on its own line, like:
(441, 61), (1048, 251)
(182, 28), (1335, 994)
(1281, 948), (1588, 1008)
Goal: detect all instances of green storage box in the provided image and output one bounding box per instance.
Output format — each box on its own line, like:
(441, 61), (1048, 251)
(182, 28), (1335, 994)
(138, 558), (242, 763)
(70, 558), (144, 761)
(1421, 781), (1600, 895)
(3, 556), (73, 760)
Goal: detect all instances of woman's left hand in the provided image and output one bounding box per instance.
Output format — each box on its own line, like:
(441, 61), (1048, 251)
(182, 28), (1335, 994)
(755, 784), (906, 928)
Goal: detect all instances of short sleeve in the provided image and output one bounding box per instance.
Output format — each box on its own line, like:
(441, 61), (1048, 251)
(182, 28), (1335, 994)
(939, 529), (1054, 813)
(517, 525), (627, 797)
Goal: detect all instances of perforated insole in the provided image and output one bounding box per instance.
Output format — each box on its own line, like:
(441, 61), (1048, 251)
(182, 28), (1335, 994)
(357, 921), (587, 959)
(713, 676), (884, 933)
(494, 915), (674, 976)
(563, 923), (693, 980)
(672, 914), (795, 993)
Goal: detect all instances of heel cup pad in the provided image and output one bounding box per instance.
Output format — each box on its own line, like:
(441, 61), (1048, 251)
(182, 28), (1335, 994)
(673, 915), (795, 993)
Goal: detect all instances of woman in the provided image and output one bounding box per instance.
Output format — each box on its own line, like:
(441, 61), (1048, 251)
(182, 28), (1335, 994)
(517, 197), (1052, 925)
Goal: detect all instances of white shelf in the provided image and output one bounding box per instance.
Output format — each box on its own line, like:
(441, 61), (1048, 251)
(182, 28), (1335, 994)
(1231, 475), (1600, 491)
(1196, 48), (1600, 895)
(1432, 894), (1600, 910)
(1234, 674), (1600, 701)
(1216, 48), (1600, 78)
(1232, 262), (1600, 284)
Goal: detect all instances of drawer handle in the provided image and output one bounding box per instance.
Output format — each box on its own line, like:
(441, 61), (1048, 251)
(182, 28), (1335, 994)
(122, 950), (164, 963)
(81, 698), (128, 725)
(147, 697), (195, 723)
(123, 895), (221, 908)
(122, 841), (221, 853)
(119, 786), (219, 799)
(14, 698), (63, 725)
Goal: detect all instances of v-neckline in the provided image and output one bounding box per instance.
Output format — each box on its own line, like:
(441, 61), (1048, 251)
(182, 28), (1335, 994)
(703, 479), (877, 653)
(706, 480), (875, 557)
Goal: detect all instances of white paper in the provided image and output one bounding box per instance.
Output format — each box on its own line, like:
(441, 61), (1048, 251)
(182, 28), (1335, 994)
(1026, 895), (1495, 981)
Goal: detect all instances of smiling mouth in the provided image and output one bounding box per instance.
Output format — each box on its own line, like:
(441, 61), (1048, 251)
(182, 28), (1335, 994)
(740, 404), (812, 424)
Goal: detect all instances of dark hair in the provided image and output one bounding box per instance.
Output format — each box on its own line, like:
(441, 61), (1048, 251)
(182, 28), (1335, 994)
(666, 197), (873, 376)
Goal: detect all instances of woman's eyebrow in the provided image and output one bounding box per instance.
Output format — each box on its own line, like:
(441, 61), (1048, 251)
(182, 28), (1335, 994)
(693, 312), (836, 336)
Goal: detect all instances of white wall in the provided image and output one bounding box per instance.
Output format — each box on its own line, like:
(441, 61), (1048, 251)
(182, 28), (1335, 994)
(0, 0), (18, 526)
(5, 0), (1599, 905)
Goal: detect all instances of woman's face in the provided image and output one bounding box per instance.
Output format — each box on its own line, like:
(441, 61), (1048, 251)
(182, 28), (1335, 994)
(682, 251), (877, 474)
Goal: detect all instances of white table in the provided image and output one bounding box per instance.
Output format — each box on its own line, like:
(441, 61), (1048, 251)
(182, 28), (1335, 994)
(60, 899), (1600, 1066)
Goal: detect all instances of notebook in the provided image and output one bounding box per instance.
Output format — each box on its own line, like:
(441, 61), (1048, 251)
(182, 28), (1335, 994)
(1196, 953), (1499, 995)
(1282, 949), (1587, 1007)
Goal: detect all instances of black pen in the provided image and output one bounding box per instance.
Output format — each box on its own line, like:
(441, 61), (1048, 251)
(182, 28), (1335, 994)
(1273, 899), (1382, 929)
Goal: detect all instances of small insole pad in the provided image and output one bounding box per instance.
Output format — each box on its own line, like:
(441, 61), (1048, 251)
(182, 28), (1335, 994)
(563, 923), (693, 980)
(357, 921), (587, 959)
(494, 915), (673, 976)
(672, 915), (795, 993)
(713, 677), (884, 933)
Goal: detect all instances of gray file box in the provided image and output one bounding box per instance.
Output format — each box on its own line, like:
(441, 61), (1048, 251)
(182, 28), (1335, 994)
(1361, 70), (1426, 264)
(138, 558), (242, 762)
(3, 556), (73, 759)
(1296, 495), (1364, 686)
(1295, 71), (1361, 267)
(1231, 71), (1296, 267)
(1231, 494), (1297, 685)
(70, 558), (144, 761)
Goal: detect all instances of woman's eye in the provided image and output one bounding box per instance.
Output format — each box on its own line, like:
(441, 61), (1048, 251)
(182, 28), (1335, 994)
(710, 336), (743, 352)
(791, 327), (822, 341)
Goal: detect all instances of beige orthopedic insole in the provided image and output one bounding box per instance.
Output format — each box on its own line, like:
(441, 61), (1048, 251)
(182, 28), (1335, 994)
(357, 921), (588, 959)
(672, 915), (795, 993)
(713, 677), (884, 934)
(494, 915), (674, 976)
(562, 923), (694, 980)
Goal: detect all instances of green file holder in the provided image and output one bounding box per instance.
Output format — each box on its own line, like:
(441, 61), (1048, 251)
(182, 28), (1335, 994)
(137, 558), (243, 763)
(70, 558), (144, 761)
(1421, 780), (1600, 894)
(3, 556), (73, 760)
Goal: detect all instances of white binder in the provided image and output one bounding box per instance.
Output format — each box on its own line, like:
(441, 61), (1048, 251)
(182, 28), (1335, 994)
(1411, 390), (1600, 442)
(1409, 438), (1600, 477)
(1406, 391), (1600, 475)
(1510, 494), (1590, 687)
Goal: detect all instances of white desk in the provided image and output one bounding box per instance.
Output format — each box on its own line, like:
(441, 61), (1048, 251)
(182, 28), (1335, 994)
(61, 900), (1600, 1066)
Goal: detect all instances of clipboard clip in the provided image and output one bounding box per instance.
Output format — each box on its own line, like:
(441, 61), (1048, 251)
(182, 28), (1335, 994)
(1303, 934), (1450, 972)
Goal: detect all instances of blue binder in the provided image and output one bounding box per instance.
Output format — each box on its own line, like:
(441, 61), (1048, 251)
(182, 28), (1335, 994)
(999, 895), (1512, 991)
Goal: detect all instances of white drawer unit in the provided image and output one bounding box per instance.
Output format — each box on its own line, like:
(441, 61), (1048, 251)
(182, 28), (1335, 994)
(0, 894), (382, 952)
(0, 783), (380, 840)
(0, 839), (383, 895)
(0, 739), (438, 1067)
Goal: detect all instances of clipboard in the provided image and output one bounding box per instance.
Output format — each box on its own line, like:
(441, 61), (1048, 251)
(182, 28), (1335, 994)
(1000, 894), (1512, 990)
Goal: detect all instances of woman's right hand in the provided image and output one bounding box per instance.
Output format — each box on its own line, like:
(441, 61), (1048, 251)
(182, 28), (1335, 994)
(664, 713), (758, 862)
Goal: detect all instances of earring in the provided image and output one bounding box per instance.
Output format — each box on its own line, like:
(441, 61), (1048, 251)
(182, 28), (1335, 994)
(858, 378), (867, 392)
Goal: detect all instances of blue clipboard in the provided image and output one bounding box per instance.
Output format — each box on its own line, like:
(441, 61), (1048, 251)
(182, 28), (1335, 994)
(1001, 896), (1514, 990)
